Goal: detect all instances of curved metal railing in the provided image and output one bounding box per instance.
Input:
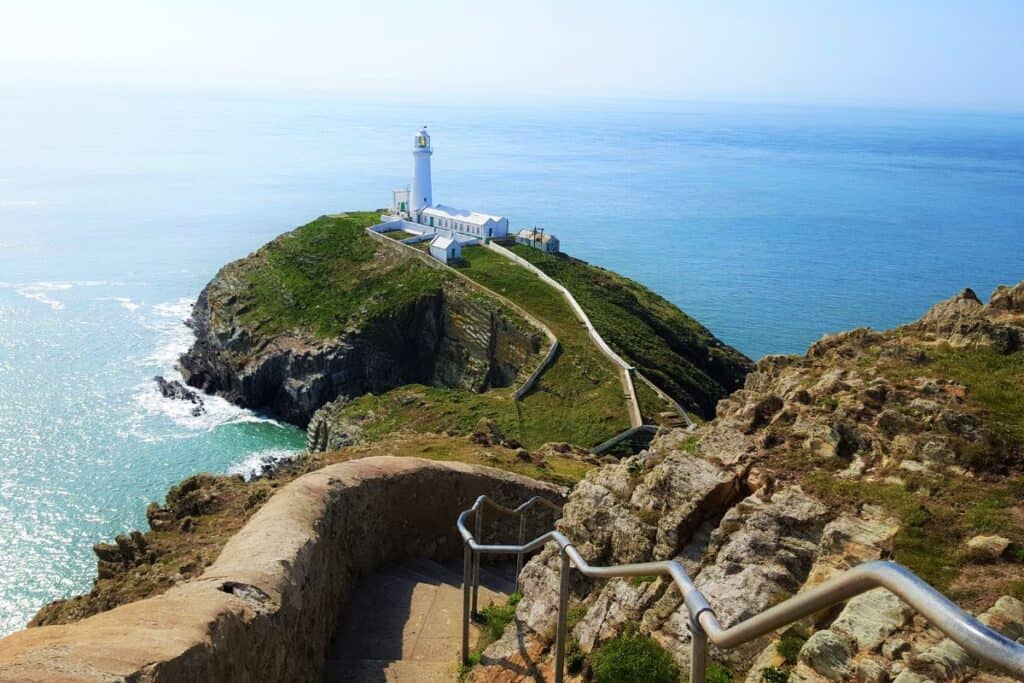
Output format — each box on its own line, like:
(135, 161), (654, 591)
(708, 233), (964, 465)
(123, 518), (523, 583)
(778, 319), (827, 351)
(457, 494), (1024, 683)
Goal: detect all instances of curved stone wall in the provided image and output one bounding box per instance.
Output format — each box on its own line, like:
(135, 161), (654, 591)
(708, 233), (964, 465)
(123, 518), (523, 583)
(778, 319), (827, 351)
(0, 457), (564, 682)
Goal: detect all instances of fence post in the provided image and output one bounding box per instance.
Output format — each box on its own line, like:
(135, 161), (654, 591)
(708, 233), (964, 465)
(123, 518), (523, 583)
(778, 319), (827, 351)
(554, 548), (570, 683)
(514, 515), (526, 594)
(472, 509), (483, 615)
(690, 616), (708, 683)
(462, 542), (472, 664)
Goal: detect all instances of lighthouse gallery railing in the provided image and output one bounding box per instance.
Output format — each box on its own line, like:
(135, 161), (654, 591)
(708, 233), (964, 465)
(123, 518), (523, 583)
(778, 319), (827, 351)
(457, 494), (1024, 683)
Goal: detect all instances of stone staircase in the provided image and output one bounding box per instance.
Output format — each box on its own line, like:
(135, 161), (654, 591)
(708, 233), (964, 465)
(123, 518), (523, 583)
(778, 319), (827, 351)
(324, 558), (516, 682)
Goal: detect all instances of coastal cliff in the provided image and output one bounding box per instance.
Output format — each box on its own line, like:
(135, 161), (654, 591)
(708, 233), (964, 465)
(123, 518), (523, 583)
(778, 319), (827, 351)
(474, 282), (1024, 683)
(180, 212), (751, 448)
(179, 213), (543, 426)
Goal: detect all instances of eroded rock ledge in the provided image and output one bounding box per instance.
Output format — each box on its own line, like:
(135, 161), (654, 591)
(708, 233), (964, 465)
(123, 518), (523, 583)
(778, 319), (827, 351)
(0, 457), (564, 682)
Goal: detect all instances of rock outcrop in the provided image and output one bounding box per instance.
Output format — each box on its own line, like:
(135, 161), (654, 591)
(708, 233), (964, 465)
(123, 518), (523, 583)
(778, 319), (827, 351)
(154, 375), (205, 415)
(473, 283), (1024, 683)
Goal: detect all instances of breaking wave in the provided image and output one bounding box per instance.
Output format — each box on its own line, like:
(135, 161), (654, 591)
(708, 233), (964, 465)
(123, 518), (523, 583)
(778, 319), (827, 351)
(130, 297), (285, 438)
(226, 448), (302, 481)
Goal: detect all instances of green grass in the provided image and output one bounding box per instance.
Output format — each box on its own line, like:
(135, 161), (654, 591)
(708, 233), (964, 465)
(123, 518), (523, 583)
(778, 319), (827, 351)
(340, 384), (520, 443)
(382, 229), (417, 240)
(236, 212), (451, 338)
(966, 482), (1024, 533)
(590, 630), (680, 683)
(504, 244), (752, 418)
(805, 473), (1024, 593)
(459, 246), (630, 447)
(884, 346), (1024, 447)
(805, 475), (961, 590)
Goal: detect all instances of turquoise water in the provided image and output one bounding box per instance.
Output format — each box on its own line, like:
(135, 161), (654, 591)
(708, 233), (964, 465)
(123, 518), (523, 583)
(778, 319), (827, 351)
(1, 87), (1022, 635)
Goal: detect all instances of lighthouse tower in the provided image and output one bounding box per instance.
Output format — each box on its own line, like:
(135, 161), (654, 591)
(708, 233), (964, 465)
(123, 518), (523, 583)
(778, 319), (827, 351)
(411, 126), (433, 215)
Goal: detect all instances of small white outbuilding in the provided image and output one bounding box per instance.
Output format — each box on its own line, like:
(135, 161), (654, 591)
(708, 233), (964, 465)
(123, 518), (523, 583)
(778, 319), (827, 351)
(515, 228), (560, 253)
(429, 233), (462, 263)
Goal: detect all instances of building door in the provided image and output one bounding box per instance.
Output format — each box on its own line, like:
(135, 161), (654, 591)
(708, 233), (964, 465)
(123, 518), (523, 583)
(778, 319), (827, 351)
(400, 202), (406, 212)
(429, 217), (435, 227)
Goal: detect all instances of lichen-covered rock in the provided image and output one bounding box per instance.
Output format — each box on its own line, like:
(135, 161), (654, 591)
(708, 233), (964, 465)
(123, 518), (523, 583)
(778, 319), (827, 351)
(829, 589), (913, 653)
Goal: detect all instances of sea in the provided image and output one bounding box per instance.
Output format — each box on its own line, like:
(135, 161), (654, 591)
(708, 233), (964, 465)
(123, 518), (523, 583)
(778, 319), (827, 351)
(0, 86), (1022, 635)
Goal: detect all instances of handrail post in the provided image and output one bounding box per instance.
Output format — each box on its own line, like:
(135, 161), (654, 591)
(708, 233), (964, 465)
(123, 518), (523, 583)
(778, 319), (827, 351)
(514, 515), (526, 594)
(472, 509), (483, 615)
(554, 547), (570, 683)
(690, 615), (708, 683)
(462, 540), (472, 664)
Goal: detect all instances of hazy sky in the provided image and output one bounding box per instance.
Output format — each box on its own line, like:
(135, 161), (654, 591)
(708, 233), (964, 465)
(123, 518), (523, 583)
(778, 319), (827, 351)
(3, 0), (1023, 111)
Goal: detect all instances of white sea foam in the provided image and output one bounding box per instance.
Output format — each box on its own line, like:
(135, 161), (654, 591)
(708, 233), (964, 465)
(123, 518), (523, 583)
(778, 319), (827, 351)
(130, 297), (284, 436)
(2, 280), (113, 310)
(97, 296), (141, 312)
(226, 448), (301, 481)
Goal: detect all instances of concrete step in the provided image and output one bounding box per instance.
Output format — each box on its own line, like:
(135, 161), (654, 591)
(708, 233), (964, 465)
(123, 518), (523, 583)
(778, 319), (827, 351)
(324, 658), (458, 682)
(323, 559), (515, 682)
(428, 557), (518, 596)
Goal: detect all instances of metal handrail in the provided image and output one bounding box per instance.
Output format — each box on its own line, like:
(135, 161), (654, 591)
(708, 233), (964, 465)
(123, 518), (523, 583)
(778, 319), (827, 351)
(457, 495), (1024, 683)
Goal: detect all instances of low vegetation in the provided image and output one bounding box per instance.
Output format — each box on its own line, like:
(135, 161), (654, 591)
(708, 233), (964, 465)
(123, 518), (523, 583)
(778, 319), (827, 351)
(589, 629), (680, 683)
(478, 593), (522, 644)
(504, 244), (752, 418)
(882, 346), (1024, 447)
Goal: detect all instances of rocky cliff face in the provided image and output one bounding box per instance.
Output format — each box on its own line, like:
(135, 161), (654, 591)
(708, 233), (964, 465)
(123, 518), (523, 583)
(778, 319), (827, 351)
(180, 236), (542, 427)
(474, 282), (1024, 683)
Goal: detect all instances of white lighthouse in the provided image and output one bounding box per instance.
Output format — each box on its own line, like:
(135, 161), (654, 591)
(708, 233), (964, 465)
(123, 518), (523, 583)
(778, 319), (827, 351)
(383, 128), (515, 256)
(411, 126), (433, 214)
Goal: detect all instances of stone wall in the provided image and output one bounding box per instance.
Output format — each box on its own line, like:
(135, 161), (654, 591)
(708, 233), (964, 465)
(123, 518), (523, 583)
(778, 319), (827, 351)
(0, 457), (564, 682)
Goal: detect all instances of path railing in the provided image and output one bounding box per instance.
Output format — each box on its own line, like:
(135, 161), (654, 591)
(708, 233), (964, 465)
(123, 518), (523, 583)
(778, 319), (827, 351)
(457, 494), (1024, 683)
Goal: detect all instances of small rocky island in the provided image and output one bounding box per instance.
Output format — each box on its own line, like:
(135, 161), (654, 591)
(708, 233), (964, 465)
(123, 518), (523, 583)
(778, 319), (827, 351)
(3, 211), (1022, 683)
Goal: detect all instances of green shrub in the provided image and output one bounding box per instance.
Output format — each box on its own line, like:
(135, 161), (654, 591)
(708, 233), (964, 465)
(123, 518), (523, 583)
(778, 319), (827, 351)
(590, 630), (679, 683)
(775, 634), (805, 665)
(706, 662), (733, 683)
(762, 666), (790, 683)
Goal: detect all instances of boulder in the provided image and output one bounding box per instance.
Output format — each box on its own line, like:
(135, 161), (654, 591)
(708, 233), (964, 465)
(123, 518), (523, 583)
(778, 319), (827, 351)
(964, 534), (1011, 562)
(830, 588), (913, 652)
(798, 630), (856, 681)
(154, 375), (206, 416)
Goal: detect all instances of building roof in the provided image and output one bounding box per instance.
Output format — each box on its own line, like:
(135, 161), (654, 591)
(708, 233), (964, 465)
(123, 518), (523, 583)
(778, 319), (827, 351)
(516, 228), (557, 243)
(421, 204), (506, 227)
(430, 234), (457, 250)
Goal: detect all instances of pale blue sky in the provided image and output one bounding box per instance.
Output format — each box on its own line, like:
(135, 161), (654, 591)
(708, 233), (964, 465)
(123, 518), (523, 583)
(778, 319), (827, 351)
(2, 0), (1022, 111)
